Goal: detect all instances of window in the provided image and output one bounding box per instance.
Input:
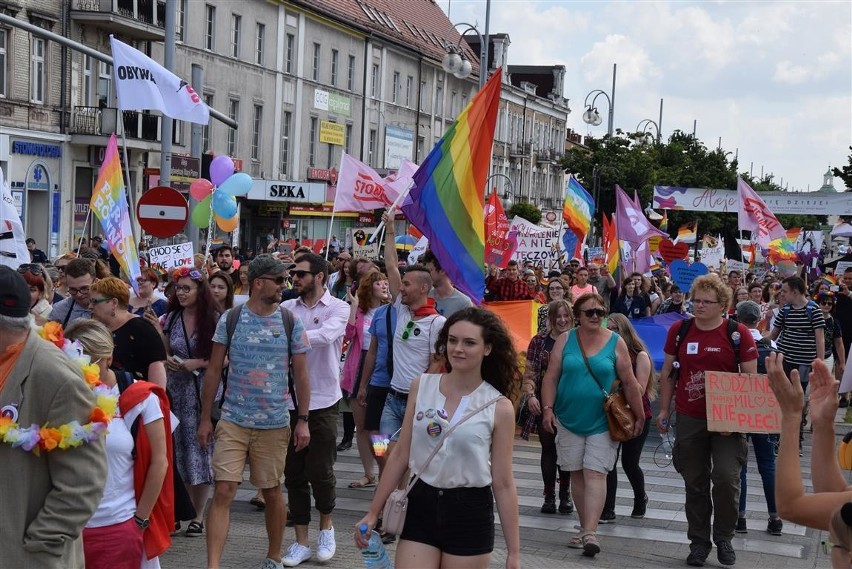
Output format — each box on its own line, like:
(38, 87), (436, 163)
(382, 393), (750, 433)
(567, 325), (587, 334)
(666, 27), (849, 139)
(176, 0), (186, 41)
(326, 143), (334, 169)
(405, 75), (413, 107)
(31, 37), (45, 104)
(255, 23), (265, 65)
(312, 43), (320, 81)
(419, 80), (427, 110)
(205, 5), (216, 50)
(417, 136), (424, 160)
(251, 104), (262, 160)
(330, 49), (338, 86)
(227, 98), (239, 156)
(391, 72), (399, 103)
(461, 92), (468, 112)
(368, 129), (377, 167)
(231, 14), (241, 58)
(281, 111), (291, 176)
(347, 55), (355, 91)
(0, 30), (8, 98)
(97, 61), (111, 108)
(309, 117), (318, 166)
(345, 124), (352, 155)
(435, 85), (443, 117)
(450, 90), (457, 117)
(285, 33), (294, 73)
(82, 54), (92, 105)
(202, 93), (213, 151)
(172, 119), (183, 145)
(370, 63), (379, 97)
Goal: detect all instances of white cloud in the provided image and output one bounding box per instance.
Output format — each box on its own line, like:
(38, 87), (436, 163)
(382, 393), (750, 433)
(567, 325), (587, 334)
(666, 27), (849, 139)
(580, 35), (661, 87)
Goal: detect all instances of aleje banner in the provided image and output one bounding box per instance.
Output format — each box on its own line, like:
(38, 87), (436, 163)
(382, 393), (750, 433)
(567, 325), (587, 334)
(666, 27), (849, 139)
(653, 186), (852, 215)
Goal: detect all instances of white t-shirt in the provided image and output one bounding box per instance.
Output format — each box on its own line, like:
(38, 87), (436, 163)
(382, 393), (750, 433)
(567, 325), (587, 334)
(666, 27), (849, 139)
(361, 306), (378, 350)
(390, 298), (446, 392)
(87, 389), (163, 528)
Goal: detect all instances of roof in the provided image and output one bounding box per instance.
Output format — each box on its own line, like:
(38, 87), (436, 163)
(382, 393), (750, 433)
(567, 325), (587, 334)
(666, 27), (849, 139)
(292, 0), (481, 76)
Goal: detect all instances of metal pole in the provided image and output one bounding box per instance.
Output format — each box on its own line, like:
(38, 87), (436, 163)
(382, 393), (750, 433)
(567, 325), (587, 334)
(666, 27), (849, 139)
(607, 63), (616, 138)
(658, 98), (663, 144)
(481, 0), (491, 90)
(0, 12), (236, 129)
(160, 0), (176, 188)
(188, 64), (203, 254)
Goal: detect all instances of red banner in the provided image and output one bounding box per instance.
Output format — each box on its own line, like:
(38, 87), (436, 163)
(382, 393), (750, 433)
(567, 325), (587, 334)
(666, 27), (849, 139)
(484, 191), (512, 268)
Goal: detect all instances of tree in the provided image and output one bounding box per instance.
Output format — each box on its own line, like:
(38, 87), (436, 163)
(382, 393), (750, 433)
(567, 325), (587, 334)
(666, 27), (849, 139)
(832, 147), (852, 189)
(508, 202), (541, 225)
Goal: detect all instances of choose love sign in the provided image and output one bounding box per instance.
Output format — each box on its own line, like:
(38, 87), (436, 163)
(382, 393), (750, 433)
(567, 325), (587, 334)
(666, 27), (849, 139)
(705, 371), (780, 433)
(148, 242), (194, 272)
(670, 259), (708, 291)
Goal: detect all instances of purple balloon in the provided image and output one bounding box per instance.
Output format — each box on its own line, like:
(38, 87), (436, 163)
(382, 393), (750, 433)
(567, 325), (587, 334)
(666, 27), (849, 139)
(210, 155), (235, 186)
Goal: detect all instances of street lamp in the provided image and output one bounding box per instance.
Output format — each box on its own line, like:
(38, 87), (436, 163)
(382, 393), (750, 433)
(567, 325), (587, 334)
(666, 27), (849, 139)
(635, 119), (660, 145)
(582, 63), (617, 138)
(441, 21), (488, 89)
(485, 173), (515, 208)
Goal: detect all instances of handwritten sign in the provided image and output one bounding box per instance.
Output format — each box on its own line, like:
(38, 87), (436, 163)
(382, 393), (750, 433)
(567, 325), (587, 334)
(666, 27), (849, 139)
(509, 217), (561, 264)
(705, 371), (781, 433)
(148, 242), (194, 272)
(350, 226), (380, 260)
(670, 260), (708, 292)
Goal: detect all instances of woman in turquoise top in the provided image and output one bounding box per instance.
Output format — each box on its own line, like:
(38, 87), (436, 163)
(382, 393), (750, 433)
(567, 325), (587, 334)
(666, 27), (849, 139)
(541, 292), (646, 558)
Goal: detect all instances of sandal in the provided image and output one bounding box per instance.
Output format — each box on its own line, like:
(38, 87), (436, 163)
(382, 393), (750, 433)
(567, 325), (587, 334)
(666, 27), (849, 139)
(185, 521), (204, 537)
(567, 533), (585, 549)
(250, 496), (266, 510)
(582, 533), (600, 557)
(348, 474), (377, 488)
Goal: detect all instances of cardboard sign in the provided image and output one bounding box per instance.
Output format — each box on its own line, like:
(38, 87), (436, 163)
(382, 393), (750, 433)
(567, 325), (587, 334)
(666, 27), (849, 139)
(508, 217), (560, 264)
(705, 371), (781, 433)
(670, 260), (708, 292)
(148, 242), (194, 272)
(659, 239), (689, 264)
(350, 226), (380, 260)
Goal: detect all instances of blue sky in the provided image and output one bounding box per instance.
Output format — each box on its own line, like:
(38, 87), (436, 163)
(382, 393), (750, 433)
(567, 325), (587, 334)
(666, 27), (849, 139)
(439, 0), (852, 192)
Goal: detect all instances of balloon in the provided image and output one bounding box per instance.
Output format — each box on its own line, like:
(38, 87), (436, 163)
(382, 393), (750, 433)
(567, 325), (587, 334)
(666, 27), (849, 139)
(189, 178), (214, 201)
(209, 155), (235, 186)
(215, 213), (239, 232)
(217, 172), (253, 196)
(192, 195), (212, 228)
(212, 191), (238, 218)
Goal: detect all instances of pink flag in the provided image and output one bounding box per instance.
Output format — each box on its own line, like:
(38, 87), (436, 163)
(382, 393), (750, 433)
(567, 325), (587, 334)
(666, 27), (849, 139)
(334, 153), (400, 212)
(737, 177), (786, 248)
(615, 185), (667, 245)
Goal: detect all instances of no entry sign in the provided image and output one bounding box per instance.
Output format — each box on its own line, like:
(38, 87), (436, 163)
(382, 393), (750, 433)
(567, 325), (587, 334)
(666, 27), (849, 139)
(136, 186), (189, 238)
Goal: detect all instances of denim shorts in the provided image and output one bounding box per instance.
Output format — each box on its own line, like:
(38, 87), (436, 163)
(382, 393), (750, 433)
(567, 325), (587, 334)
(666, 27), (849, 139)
(379, 390), (408, 441)
(400, 480), (495, 556)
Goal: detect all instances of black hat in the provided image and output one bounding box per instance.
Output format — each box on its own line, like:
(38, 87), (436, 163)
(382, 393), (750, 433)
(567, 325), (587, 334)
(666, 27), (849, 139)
(0, 266), (32, 318)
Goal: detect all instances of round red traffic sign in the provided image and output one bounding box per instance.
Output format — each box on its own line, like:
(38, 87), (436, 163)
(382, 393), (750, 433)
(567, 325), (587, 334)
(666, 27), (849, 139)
(136, 186), (189, 238)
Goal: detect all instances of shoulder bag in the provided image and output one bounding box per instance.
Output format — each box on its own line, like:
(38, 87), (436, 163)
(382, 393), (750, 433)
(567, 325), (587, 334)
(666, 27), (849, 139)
(381, 392), (503, 535)
(575, 330), (635, 442)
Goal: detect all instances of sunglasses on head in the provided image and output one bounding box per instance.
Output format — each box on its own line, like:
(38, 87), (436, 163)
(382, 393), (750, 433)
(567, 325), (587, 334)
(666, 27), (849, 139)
(16, 264), (44, 276)
(581, 308), (607, 318)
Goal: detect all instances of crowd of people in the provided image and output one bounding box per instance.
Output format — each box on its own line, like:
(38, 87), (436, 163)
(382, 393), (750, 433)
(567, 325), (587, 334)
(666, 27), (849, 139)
(2, 226), (851, 569)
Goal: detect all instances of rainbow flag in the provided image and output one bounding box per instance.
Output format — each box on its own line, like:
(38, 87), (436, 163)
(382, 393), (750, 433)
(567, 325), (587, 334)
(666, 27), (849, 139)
(676, 221), (697, 244)
(660, 209), (668, 233)
(562, 175), (595, 258)
(766, 236), (798, 265)
(90, 134), (141, 289)
(401, 68), (502, 303)
(823, 274), (838, 286)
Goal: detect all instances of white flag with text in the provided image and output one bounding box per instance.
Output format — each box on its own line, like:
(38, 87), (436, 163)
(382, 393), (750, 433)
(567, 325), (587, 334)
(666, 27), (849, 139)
(0, 168), (31, 268)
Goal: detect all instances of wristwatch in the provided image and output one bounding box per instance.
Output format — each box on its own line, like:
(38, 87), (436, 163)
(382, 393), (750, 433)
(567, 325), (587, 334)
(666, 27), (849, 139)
(134, 514), (150, 530)
(297, 414), (310, 423)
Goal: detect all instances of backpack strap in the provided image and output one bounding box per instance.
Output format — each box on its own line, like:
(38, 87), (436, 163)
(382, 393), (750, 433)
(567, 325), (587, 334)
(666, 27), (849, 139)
(386, 305), (395, 380)
(61, 300), (76, 328)
(726, 318), (741, 367)
(674, 318), (693, 352)
(278, 305), (298, 414)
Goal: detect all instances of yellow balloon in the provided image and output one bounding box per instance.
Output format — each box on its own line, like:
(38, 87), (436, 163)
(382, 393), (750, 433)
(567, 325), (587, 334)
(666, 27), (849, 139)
(215, 213), (239, 232)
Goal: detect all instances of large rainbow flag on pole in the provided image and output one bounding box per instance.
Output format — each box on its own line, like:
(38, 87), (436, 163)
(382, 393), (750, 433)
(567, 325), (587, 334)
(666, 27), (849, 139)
(561, 174), (595, 258)
(401, 68), (503, 303)
(90, 134), (142, 289)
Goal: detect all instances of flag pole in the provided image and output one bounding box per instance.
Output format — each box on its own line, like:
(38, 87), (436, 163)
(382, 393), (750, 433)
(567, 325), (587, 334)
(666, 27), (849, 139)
(324, 189), (339, 260)
(555, 216), (565, 271)
(369, 179), (413, 244)
(76, 206), (93, 256)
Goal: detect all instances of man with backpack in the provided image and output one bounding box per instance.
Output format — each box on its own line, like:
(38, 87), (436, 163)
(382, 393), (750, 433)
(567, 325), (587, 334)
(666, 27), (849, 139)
(657, 275), (758, 567)
(198, 254), (312, 569)
(732, 300), (783, 536)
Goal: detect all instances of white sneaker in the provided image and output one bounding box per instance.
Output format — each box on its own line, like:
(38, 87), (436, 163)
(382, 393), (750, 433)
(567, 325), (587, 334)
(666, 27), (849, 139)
(282, 543), (312, 567)
(316, 527), (336, 562)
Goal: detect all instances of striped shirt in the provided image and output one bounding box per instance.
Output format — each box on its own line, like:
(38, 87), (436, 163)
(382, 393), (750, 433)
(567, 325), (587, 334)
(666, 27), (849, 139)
(774, 302), (825, 366)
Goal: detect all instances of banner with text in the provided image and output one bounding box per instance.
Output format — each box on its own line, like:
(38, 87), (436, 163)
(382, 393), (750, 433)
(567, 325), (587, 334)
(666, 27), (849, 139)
(148, 242), (194, 272)
(654, 186), (852, 215)
(705, 371), (781, 433)
(508, 217), (561, 265)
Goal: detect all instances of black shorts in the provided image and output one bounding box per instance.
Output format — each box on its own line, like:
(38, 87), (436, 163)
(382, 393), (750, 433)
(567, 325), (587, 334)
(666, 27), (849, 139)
(364, 385), (389, 432)
(400, 480), (494, 556)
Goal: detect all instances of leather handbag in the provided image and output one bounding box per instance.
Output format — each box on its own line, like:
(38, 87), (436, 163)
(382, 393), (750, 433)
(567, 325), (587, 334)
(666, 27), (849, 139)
(381, 393), (503, 535)
(575, 330), (635, 442)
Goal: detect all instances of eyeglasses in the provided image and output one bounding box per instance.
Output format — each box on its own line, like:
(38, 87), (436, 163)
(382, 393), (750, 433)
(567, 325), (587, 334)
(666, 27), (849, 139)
(175, 285), (197, 294)
(90, 296), (113, 305)
(135, 278), (155, 285)
(401, 320), (416, 340)
(16, 264), (44, 276)
(68, 285), (91, 296)
(257, 275), (287, 285)
(582, 308), (607, 318)
(291, 270), (317, 279)
(820, 301), (834, 307)
(56, 264), (68, 272)
(692, 299), (720, 306)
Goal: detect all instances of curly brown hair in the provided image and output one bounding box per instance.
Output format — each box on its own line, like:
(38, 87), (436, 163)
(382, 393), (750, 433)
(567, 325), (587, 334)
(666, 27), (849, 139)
(435, 307), (521, 400)
(356, 270), (388, 313)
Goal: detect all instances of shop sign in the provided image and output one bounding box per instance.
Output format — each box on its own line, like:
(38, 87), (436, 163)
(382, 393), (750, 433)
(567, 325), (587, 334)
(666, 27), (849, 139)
(290, 203), (358, 218)
(307, 167), (338, 185)
(171, 155), (200, 182)
(384, 126), (413, 169)
(313, 89), (351, 117)
(12, 141), (61, 158)
(248, 180), (325, 203)
(319, 121), (345, 146)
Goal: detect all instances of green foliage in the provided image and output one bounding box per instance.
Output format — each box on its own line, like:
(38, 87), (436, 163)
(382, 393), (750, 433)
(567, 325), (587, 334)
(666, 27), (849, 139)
(832, 147), (852, 188)
(561, 130), (827, 237)
(508, 201), (541, 225)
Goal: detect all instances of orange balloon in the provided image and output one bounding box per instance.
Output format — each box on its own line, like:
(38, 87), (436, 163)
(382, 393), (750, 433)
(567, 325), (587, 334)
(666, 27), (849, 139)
(215, 214), (239, 232)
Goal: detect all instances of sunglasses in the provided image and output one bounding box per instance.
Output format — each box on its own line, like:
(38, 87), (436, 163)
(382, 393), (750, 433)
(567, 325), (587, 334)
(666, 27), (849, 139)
(90, 296), (113, 305)
(56, 264), (69, 272)
(17, 264), (44, 276)
(257, 275), (287, 285)
(582, 308), (607, 318)
(401, 320), (417, 341)
(291, 270), (317, 279)
(820, 301), (834, 306)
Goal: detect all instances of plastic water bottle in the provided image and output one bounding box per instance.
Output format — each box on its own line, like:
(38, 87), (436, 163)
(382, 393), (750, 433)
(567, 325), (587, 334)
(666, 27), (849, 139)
(359, 523), (393, 569)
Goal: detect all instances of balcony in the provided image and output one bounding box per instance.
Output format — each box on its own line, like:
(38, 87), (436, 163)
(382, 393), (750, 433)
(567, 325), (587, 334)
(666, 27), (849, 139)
(536, 148), (563, 165)
(70, 0), (165, 41)
(71, 106), (161, 145)
(509, 142), (531, 158)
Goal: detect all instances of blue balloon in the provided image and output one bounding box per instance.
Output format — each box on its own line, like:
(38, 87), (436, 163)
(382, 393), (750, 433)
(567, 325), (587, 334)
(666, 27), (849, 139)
(218, 172), (253, 196)
(212, 190), (238, 218)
